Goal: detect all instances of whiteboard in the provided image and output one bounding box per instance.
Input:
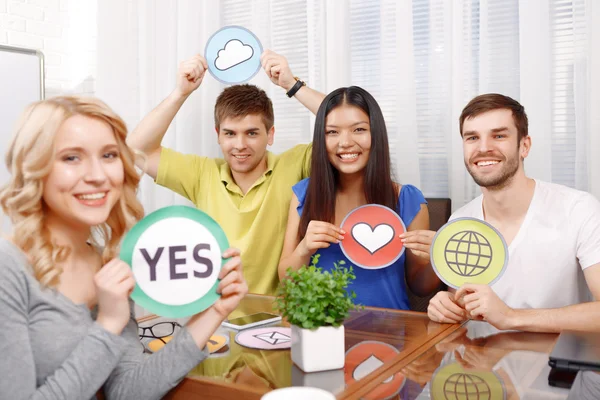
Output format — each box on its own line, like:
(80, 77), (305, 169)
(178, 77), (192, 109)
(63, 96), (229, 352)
(0, 45), (44, 232)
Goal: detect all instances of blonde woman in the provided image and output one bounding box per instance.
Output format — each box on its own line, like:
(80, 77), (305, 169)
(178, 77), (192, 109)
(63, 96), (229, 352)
(0, 96), (248, 399)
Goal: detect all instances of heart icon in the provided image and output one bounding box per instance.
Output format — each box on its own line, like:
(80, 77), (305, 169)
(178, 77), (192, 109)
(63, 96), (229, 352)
(351, 223), (395, 254)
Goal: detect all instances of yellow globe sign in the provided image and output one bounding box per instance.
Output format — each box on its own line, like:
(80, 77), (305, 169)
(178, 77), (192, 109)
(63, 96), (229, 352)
(431, 363), (506, 400)
(430, 218), (508, 289)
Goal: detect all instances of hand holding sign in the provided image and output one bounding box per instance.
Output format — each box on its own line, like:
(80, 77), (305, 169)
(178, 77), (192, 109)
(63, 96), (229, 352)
(175, 55), (208, 97)
(260, 49), (296, 91)
(455, 284), (514, 330)
(427, 291), (468, 324)
(95, 259), (136, 335)
(300, 221), (345, 256)
(213, 247), (248, 319)
(400, 229), (436, 261)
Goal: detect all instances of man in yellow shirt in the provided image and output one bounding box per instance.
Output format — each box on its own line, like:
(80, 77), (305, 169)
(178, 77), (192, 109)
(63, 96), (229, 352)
(127, 50), (325, 295)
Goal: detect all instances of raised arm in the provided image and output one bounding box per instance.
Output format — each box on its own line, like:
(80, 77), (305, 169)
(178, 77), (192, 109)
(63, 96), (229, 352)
(126, 55), (208, 179)
(260, 50), (326, 115)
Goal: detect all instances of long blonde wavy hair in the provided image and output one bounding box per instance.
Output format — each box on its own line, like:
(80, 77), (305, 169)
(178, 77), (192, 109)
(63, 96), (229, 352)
(0, 96), (145, 287)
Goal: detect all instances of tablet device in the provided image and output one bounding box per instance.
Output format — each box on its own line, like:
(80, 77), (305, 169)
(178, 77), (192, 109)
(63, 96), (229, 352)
(548, 331), (600, 373)
(221, 312), (282, 330)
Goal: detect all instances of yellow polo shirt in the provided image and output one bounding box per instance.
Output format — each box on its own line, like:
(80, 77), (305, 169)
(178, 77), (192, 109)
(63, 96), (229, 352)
(156, 144), (311, 295)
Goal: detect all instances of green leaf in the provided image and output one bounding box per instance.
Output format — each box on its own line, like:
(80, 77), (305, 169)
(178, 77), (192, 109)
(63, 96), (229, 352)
(274, 261), (362, 329)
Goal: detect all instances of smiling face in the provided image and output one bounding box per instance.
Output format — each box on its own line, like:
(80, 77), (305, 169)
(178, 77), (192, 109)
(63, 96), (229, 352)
(42, 114), (124, 230)
(462, 108), (530, 189)
(217, 113), (274, 176)
(324, 103), (372, 176)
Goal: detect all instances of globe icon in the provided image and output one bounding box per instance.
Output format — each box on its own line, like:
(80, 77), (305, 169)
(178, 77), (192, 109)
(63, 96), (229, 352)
(444, 231), (492, 277)
(443, 373), (492, 400)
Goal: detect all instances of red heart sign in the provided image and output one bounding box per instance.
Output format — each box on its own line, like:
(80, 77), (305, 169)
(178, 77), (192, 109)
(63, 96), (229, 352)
(340, 205), (406, 269)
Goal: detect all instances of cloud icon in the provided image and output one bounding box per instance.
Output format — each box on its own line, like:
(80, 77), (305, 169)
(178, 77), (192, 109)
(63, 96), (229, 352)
(214, 39), (254, 71)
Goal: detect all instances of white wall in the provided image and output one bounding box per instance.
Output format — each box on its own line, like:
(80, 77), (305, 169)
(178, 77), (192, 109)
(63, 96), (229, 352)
(0, 0), (97, 97)
(95, 0), (140, 130)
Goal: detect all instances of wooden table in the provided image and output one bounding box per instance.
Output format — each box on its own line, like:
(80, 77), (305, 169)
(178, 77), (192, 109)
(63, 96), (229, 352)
(138, 294), (464, 399)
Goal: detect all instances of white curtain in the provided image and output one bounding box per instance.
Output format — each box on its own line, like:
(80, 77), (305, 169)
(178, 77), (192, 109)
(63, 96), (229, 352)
(96, 0), (600, 215)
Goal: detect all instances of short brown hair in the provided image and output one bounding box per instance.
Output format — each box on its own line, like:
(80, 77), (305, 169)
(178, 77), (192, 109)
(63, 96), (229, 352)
(214, 84), (274, 130)
(459, 93), (528, 141)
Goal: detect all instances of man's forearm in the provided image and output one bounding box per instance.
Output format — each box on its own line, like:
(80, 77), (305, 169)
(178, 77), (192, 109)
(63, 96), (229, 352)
(281, 79), (326, 115)
(508, 301), (600, 333)
(127, 90), (189, 153)
(294, 86), (326, 115)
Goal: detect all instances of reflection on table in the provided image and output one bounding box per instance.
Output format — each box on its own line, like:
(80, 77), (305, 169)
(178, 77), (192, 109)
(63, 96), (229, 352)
(138, 294), (462, 399)
(365, 320), (585, 400)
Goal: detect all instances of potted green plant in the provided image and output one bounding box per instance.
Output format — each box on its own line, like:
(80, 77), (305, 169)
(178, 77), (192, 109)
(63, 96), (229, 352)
(275, 255), (361, 373)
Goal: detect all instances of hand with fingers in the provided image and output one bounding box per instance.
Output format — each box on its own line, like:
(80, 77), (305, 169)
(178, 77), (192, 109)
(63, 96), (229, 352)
(401, 350), (446, 387)
(434, 327), (470, 353)
(299, 221), (345, 257)
(175, 55), (209, 98)
(260, 49), (297, 91)
(95, 259), (137, 335)
(212, 248), (249, 319)
(455, 284), (514, 330)
(400, 229), (436, 262)
(454, 346), (509, 371)
(427, 291), (468, 324)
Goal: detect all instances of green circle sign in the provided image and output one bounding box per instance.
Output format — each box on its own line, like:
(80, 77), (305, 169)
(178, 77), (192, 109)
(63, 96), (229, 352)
(120, 205), (229, 318)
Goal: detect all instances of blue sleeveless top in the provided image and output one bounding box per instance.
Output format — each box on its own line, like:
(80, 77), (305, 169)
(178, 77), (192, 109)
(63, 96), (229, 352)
(292, 178), (427, 310)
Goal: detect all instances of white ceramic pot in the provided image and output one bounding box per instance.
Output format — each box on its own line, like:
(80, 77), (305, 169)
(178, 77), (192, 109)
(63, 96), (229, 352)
(291, 324), (345, 373)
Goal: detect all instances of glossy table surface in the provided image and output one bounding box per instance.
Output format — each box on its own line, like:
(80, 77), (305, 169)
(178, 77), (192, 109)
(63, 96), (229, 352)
(140, 296), (600, 399)
(364, 320), (600, 399)
(138, 294), (463, 399)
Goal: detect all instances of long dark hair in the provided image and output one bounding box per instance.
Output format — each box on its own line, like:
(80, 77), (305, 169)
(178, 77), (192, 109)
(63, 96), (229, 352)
(298, 86), (398, 239)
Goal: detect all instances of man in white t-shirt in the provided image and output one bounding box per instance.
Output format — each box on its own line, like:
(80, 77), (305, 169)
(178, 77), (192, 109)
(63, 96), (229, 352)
(401, 93), (600, 332)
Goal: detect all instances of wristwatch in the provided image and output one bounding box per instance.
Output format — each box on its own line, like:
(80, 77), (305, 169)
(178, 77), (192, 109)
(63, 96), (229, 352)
(286, 77), (306, 98)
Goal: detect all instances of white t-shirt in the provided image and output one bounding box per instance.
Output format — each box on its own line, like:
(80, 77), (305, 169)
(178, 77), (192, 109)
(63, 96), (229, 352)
(450, 180), (600, 309)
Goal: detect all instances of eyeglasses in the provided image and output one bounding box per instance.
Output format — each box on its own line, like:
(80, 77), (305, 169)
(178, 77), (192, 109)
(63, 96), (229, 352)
(138, 321), (182, 344)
